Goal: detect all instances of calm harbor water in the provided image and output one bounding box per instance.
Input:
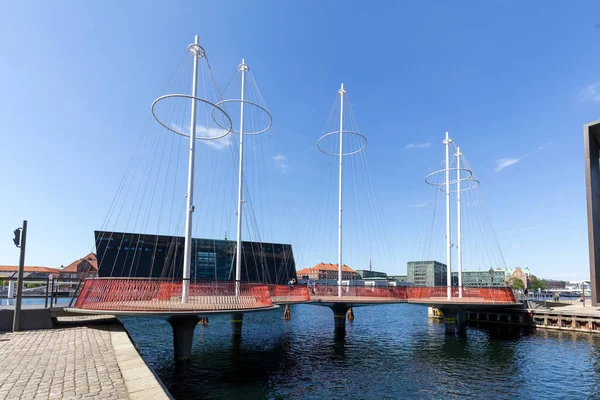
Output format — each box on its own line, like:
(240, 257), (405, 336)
(122, 304), (600, 399)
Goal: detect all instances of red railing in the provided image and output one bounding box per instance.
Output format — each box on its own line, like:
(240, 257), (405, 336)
(312, 285), (409, 299)
(73, 278), (517, 311)
(406, 286), (516, 303)
(302, 285), (515, 304)
(74, 278), (273, 312)
(268, 285), (311, 303)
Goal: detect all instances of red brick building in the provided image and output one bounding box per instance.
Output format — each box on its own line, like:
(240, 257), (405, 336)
(297, 263), (360, 281)
(59, 253), (98, 279)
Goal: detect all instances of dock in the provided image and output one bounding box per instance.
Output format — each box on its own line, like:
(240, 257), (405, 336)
(0, 316), (171, 399)
(528, 301), (600, 333)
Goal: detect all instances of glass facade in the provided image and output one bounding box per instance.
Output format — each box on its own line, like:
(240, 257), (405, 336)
(94, 231), (297, 285)
(451, 270), (506, 287)
(407, 261), (447, 286)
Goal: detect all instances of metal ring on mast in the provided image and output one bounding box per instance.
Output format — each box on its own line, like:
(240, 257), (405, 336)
(425, 167), (473, 187)
(211, 99), (272, 135)
(151, 94), (233, 140)
(317, 130), (368, 156)
(439, 177), (480, 193)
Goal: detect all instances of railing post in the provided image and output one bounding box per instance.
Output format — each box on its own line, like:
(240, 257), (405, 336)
(44, 275), (50, 308)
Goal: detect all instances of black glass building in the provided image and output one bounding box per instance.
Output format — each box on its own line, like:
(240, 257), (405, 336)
(94, 231), (297, 285)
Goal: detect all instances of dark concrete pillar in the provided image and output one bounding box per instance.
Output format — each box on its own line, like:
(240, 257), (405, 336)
(439, 308), (465, 335)
(231, 312), (244, 336)
(331, 304), (350, 333)
(168, 315), (199, 362)
(584, 121), (600, 307)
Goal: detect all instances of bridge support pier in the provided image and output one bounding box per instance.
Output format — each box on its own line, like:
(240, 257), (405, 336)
(231, 312), (244, 336)
(439, 308), (466, 335)
(330, 304), (351, 334)
(168, 315), (199, 363)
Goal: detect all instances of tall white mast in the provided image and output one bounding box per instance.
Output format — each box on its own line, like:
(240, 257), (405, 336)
(337, 83), (346, 297)
(181, 35), (200, 303)
(456, 146), (463, 298)
(443, 131), (453, 299)
(235, 59), (248, 295)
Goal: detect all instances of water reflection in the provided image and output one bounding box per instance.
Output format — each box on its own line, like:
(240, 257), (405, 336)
(122, 304), (600, 400)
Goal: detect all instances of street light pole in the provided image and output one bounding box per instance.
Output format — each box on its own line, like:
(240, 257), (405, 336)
(12, 220), (27, 332)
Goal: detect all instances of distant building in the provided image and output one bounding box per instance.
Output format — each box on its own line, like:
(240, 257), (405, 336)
(407, 261), (447, 287)
(0, 266), (60, 279)
(297, 263), (361, 281)
(387, 275), (408, 283)
(545, 279), (567, 290)
(95, 231), (296, 285)
(355, 269), (388, 280)
(451, 270), (506, 287)
(59, 253), (99, 280)
(504, 266), (530, 289)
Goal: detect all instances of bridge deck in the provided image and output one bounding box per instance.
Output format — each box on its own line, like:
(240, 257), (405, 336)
(69, 279), (519, 314)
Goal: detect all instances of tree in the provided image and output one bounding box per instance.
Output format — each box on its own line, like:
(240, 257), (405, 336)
(511, 277), (524, 290)
(530, 275), (547, 291)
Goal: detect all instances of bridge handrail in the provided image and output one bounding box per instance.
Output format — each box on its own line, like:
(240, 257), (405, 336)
(73, 278), (273, 312)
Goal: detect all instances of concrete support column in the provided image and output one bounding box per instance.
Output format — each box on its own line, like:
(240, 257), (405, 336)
(331, 304), (350, 332)
(168, 315), (199, 362)
(231, 312), (244, 336)
(439, 308), (465, 335)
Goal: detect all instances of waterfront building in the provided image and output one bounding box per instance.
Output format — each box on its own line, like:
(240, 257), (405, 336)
(451, 270), (506, 287)
(296, 263), (361, 281)
(584, 120), (600, 306)
(407, 261), (447, 286)
(545, 279), (567, 290)
(387, 274), (408, 283)
(0, 266), (60, 279)
(355, 269), (388, 280)
(94, 231), (297, 285)
(59, 253), (98, 279)
(503, 266), (530, 288)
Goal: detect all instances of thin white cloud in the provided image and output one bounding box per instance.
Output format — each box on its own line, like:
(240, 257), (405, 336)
(169, 123), (232, 150)
(522, 227), (536, 231)
(495, 142), (552, 172)
(495, 158), (520, 172)
(273, 154), (287, 172)
(408, 203), (428, 208)
(580, 82), (600, 102)
(405, 142), (431, 149)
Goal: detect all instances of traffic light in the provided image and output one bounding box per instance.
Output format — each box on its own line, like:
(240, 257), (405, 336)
(13, 228), (21, 247)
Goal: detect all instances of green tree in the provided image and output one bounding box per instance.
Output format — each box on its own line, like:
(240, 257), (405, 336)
(530, 275), (547, 291)
(511, 277), (524, 290)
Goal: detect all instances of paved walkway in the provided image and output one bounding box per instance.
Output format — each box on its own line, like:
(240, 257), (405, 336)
(546, 302), (600, 317)
(0, 318), (170, 399)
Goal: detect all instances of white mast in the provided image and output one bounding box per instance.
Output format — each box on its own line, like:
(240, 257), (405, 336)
(235, 59), (248, 296)
(443, 132), (453, 299)
(337, 83), (346, 297)
(181, 35), (200, 303)
(456, 146), (463, 298)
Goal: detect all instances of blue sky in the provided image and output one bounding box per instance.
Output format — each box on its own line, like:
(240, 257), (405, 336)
(1, 1), (599, 280)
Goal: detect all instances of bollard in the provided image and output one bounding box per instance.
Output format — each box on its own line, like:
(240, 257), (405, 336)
(347, 307), (354, 321)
